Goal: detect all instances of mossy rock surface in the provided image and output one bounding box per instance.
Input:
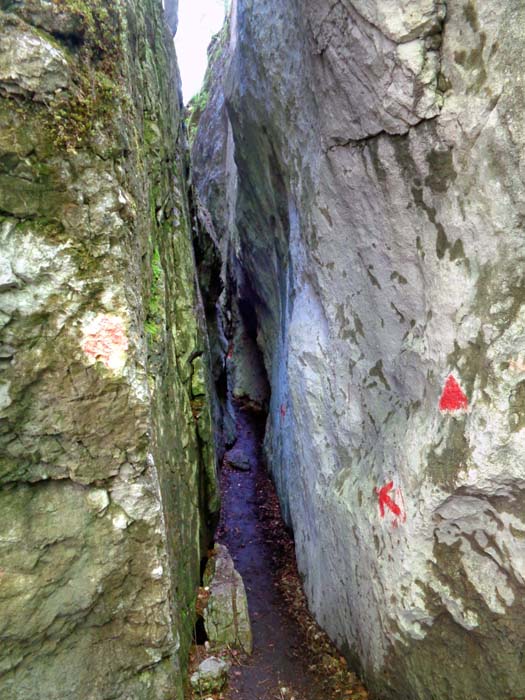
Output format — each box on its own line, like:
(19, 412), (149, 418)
(0, 0), (219, 698)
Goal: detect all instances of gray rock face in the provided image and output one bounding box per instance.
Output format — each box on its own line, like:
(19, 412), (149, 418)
(308, 0), (445, 144)
(0, 1), (82, 38)
(194, 0), (525, 698)
(0, 1), (218, 698)
(163, 0), (178, 35)
(230, 314), (270, 409)
(0, 16), (70, 99)
(191, 18), (240, 461)
(190, 656), (230, 694)
(203, 543), (253, 653)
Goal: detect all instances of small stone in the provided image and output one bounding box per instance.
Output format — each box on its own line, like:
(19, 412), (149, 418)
(86, 489), (110, 513)
(224, 445), (252, 471)
(190, 656), (230, 694)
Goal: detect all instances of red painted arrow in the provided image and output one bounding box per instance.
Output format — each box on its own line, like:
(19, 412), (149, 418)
(375, 481), (402, 518)
(439, 374), (468, 412)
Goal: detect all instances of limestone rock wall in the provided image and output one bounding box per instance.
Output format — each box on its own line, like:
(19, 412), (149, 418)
(0, 1), (218, 698)
(191, 17), (239, 456)
(194, 1), (525, 698)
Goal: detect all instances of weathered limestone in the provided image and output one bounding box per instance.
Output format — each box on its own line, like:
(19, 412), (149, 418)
(191, 18), (239, 461)
(194, 0), (525, 698)
(0, 1), (218, 698)
(0, 17), (70, 99)
(230, 315), (270, 409)
(190, 656), (230, 694)
(203, 543), (252, 653)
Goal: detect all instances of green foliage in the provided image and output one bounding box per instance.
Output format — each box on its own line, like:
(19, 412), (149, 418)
(191, 88), (209, 114)
(185, 88), (209, 145)
(53, 0), (122, 62)
(48, 0), (125, 152)
(144, 318), (160, 343)
(50, 72), (119, 152)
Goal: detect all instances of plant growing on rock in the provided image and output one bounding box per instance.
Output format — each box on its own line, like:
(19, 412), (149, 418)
(44, 0), (125, 151)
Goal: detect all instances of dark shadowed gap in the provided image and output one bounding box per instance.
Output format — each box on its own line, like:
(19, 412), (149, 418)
(193, 616), (208, 646)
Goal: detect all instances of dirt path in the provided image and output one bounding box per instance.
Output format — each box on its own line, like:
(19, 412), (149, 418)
(214, 405), (368, 700)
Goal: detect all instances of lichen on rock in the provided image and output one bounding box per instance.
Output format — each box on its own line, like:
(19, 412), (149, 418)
(203, 543), (253, 653)
(0, 0), (219, 698)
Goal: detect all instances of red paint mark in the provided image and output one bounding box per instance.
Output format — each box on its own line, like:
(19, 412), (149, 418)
(439, 374), (468, 412)
(81, 315), (128, 370)
(227, 344), (234, 359)
(280, 403), (287, 420)
(376, 481), (401, 518)
(375, 481), (407, 527)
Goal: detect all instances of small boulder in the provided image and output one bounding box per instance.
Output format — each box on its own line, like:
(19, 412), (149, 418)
(224, 445), (252, 471)
(203, 544), (253, 653)
(190, 656), (230, 694)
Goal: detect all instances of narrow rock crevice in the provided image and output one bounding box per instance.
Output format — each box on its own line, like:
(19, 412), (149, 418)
(2, 0), (525, 699)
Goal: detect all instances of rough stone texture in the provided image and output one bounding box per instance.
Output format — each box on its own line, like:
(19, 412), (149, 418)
(308, 0), (445, 145)
(0, 0), (82, 35)
(190, 656), (230, 694)
(191, 17), (232, 246)
(194, 0), (525, 698)
(0, 15), (70, 99)
(0, 1), (218, 699)
(203, 543), (252, 653)
(191, 18), (240, 461)
(230, 311), (270, 409)
(224, 444), (252, 471)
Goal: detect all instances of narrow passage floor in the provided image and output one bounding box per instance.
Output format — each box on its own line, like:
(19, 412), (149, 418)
(212, 404), (368, 700)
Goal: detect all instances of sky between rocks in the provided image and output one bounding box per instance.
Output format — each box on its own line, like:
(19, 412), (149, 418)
(175, 0), (227, 102)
